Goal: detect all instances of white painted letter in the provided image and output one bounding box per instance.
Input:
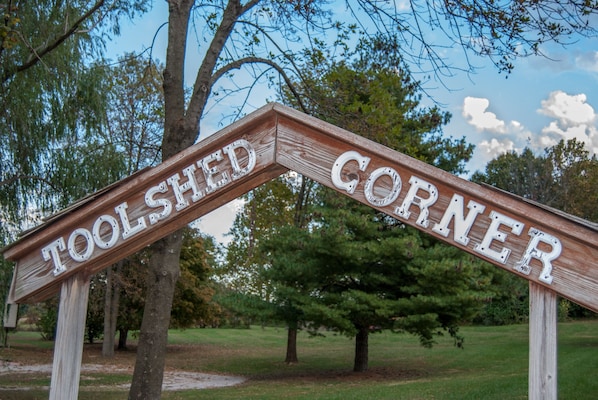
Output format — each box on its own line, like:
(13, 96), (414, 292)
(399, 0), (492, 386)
(223, 139), (256, 180)
(167, 164), (204, 210)
(42, 238), (67, 276)
(145, 181), (173, 224)
(394, 176), (438, 228)
(432, 194), (486, 246)
(68, 228), (94, 262)
(92, 215), (120, 250)
(115, 202), (147, 239)
(200, 150), (230, 194)
(514, 228), (561, 284)
(474, 211), (524, 264)
(364, 167), (402, 207)
(331, 151), (371, 194)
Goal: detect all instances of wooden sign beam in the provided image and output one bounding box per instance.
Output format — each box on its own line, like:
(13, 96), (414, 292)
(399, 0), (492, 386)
(3, 103), (598, 313)
(3, 106), (286, 303)
(274, 107), (598, 313)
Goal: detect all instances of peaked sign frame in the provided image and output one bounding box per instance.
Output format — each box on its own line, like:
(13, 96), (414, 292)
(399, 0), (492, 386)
(3, 103), (598, 399)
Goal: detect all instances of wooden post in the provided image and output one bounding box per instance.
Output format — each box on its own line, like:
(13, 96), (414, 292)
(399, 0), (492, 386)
(49, 272), (90, 400)
(3, 302), (18, 329)
(529, 281), (558, 400)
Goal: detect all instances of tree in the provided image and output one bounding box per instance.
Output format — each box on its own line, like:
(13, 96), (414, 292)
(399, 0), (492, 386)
(100, 53), (164, 357)
(472, 138), (598, 222)
(222, 34), (470, 365)
(220, 173), (314, 362)
(130, 1), (598, 397)
(471, 148), (555, 204)
(116, 253), (147, 350)
(0, 0), (148, 225)
(546, 139), (598, 222)
(16, 52), (167, 356)
(171, 228), (220, 329)
(261, 43), (492, 371)
(280, 189), (492, 372)
(220, 176), (297, 299)
(107, 227), (219, 351)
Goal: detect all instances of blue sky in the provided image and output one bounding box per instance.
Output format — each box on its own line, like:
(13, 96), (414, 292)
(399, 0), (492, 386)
(430, 38), (598, 175)
(107, 2), (598, 242)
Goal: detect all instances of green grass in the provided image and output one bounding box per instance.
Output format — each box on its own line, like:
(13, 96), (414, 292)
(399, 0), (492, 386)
(1, 320), (597, 399)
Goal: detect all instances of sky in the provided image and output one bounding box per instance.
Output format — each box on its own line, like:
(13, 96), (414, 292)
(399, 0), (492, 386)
(106, 2), (598, 243)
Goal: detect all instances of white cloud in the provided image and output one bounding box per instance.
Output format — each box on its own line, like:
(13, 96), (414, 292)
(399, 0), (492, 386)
(462, 97), (506, 133)
(459, 97), (535, 174)
(478, 138), (515, 159)
(541, 121), (589, 143)
(538, 91), (598, 155)
(538, 135), (558, 150)
(539, 91), (596, 127)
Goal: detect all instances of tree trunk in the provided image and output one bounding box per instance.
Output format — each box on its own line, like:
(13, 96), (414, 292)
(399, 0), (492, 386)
(353, 326), (369, 372)
(285, 327), (299, 364)
(128, 232), (183, 400)
(118, 327), (129, 350)
(102, 262), (121, 357)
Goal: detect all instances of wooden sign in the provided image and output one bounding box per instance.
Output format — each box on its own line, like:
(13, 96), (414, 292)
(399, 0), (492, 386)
(3, 108), (287, 303)
(3, 103), (598, 312)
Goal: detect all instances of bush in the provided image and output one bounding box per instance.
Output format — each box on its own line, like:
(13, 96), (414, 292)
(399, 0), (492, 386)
(38, 300), (58, 341)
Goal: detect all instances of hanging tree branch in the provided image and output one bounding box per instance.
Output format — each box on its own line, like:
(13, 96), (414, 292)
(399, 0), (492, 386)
(2, 0), (106, 84)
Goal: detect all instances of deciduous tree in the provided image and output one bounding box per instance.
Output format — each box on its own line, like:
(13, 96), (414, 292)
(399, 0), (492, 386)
(99, 53), (164, 357)
(220, 173), (313, 362)
(171, 228), (220, 329)
(1, 0), (148, 228)
(0, 0), (148, 340)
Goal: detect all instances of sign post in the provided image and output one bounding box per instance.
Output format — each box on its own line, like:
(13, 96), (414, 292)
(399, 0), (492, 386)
(529, 282), (558, 400)
(2, 103), (596, 399)
(49, 273), (90, 400)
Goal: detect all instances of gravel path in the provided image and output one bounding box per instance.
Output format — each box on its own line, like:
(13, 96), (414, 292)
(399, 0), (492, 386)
(0, 361), (246, 391)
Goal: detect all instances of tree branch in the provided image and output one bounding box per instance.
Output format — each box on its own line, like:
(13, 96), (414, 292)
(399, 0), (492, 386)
(211, 56), (307, 112)
(2, 0), (106, 84)
(184, 0), (259, 140)
(0, 173), (58, 193)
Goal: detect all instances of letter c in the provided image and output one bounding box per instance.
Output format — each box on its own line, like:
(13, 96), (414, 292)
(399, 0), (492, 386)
(331, 151), (371, 194)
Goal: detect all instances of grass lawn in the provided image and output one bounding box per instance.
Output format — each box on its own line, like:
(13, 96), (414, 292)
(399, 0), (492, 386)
(0, 320), (596, 399)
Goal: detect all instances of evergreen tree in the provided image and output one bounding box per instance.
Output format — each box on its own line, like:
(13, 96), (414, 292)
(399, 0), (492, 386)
(259, 39), (493, 372)
(267, 186), (493, 371)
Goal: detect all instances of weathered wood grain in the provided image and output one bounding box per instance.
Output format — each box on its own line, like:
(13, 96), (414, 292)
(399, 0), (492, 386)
(49, 273), (90, 400)
(529, 282), (557, 400)
(2, 102), (597, 400)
